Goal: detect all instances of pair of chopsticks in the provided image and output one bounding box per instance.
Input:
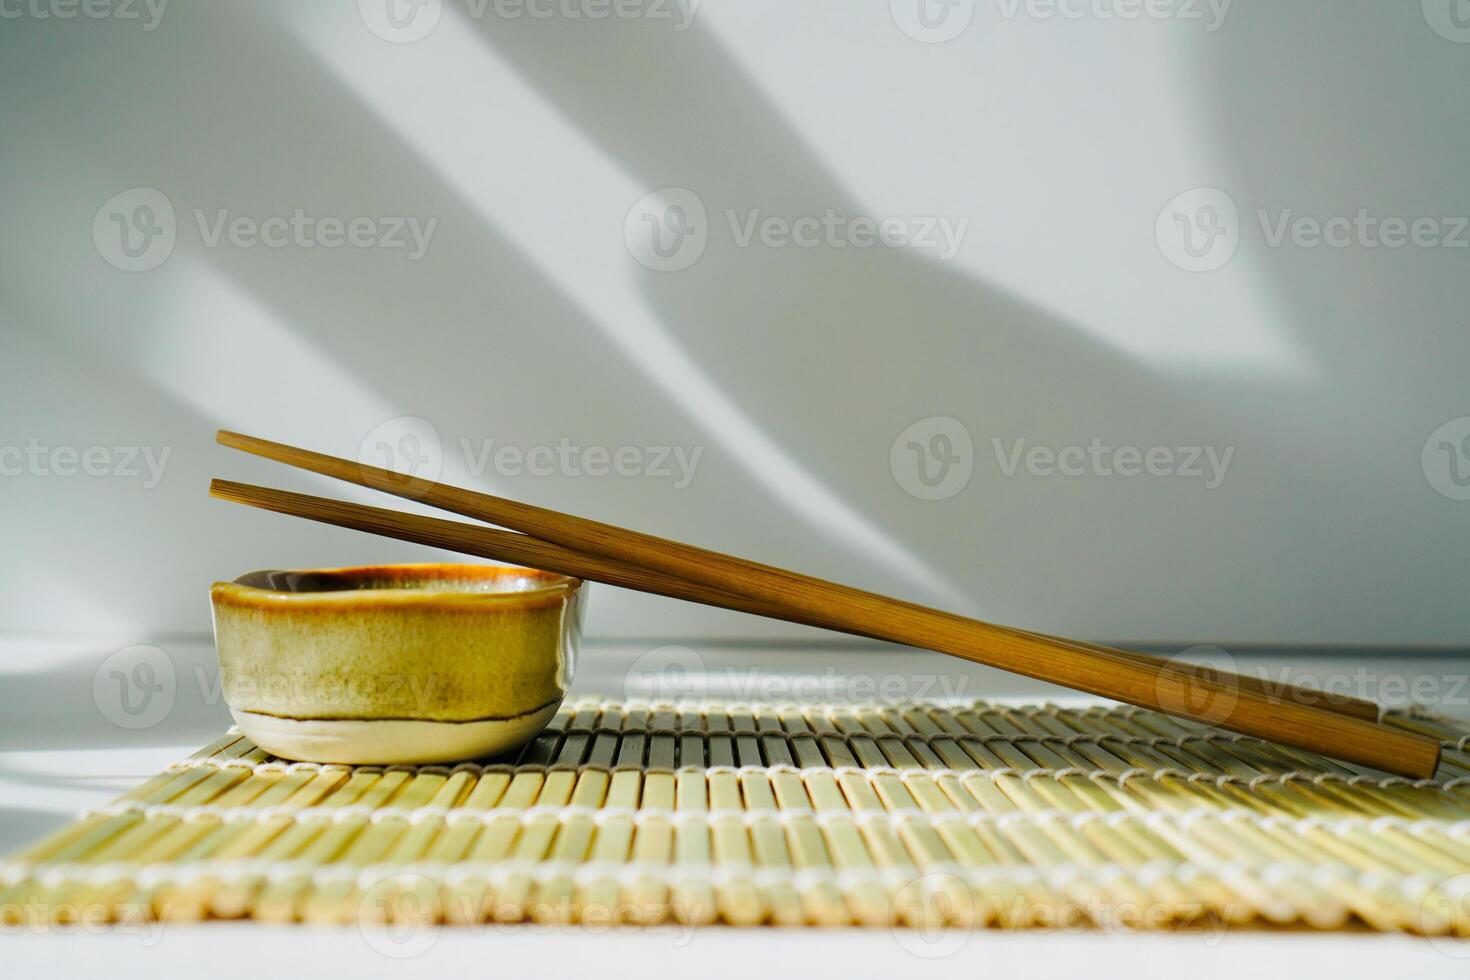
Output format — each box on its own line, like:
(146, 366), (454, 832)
(210, 430), (1440, 779)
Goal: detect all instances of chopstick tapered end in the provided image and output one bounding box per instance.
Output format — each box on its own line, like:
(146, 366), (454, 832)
(1407, 740), (1443, 780)
(209, 477), (264, 504)
(209, 478), (253, 505)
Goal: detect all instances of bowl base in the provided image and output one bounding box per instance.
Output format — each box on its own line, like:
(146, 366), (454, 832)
(229, 703), (561, 765)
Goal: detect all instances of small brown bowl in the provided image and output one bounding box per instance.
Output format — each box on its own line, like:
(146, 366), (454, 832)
(209, 563), (585, 764)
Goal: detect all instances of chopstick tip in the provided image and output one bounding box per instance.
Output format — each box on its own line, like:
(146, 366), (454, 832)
(209, 477), (245, 500)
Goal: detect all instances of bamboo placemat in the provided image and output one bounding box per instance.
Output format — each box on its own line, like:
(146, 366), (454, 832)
(5, 699), (1470, 933)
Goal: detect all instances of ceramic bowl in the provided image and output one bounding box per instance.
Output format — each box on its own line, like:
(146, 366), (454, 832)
(209, 564), (584, 764)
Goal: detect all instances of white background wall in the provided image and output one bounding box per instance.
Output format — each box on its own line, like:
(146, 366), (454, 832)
(1, 0), (1467, 647)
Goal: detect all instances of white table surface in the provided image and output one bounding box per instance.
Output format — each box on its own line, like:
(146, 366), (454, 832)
(4, 636), (1469, 975)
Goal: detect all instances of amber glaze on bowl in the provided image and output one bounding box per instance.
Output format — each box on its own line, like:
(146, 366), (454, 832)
(209, 564), (585, 764)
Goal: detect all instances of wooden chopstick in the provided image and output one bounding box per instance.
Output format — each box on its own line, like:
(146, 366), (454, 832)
(213, 431), (1439, 777)
(210, 478), (1377, 723)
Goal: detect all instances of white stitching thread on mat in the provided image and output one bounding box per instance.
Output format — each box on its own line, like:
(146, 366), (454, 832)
(159, 753), (1470, 789)
(7, 855), (1448, 897)
(62, 797), (1470, 844)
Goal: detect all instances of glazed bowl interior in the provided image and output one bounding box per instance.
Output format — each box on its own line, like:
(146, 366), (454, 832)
(230, 564), (577, 598)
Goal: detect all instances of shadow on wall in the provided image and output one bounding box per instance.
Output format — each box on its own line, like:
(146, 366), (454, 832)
(0, 645), (231, 753)
(2, 2), (1467, 643)
(1, 4), (1201, 628)
(1191, 0), (1470, 628)
(457, 9), (1321, 621)
(449, 11), (1259, 605)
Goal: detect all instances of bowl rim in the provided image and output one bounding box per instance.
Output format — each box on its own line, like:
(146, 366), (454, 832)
(210, 562), (583, 610)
